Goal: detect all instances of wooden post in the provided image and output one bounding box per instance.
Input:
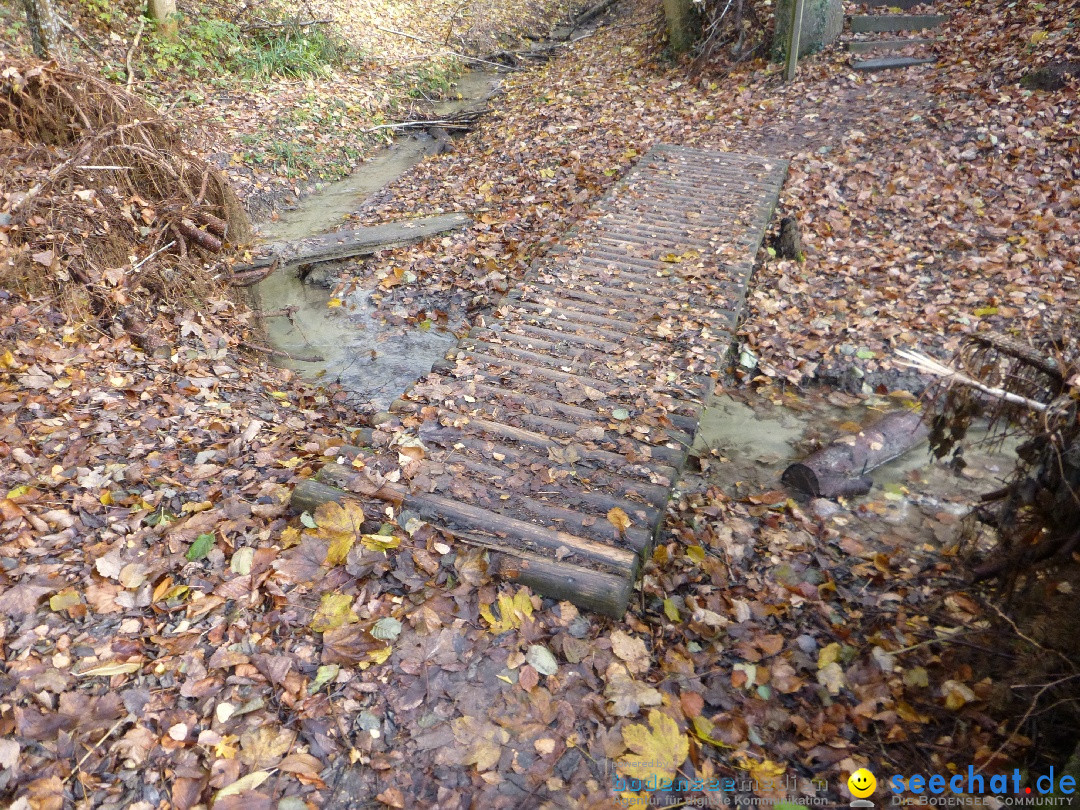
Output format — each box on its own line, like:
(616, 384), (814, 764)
(784, 0), (806, 81)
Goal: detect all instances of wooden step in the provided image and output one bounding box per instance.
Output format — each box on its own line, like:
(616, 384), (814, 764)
(847, 37), (934, 53)
(853, 56), (936, 71)
(849, 14), (947, 33)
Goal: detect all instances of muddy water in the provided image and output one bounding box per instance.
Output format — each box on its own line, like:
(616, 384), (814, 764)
(252, 71), (502, 408)
(693, 392), (1017, 496)
(691, 391), (1018, 548)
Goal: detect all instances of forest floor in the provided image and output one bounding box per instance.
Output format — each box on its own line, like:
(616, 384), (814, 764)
(1, 0), (1079, 808)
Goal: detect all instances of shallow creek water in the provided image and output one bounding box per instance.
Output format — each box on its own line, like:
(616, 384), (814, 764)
(251, 71), (502, 408)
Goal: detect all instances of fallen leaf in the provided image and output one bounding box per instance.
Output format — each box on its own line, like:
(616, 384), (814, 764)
(618, 710), (688, 784)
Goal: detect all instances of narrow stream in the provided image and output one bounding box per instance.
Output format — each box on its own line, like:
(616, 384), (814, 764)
(251, 71), (502, 408)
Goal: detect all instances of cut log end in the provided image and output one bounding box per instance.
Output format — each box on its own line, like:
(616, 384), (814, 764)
(782, 410), (928, 500)
(489, 549), (633, 619)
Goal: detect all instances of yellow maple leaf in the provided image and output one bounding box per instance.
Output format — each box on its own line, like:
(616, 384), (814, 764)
(690, 716), (732, 749)
(325, 533), (354, 567)
(363, 647), (393, 668)
(280, 526), (302, 548)
(618, 710), (688, 785)
(215, 735), (239, 759)
(479, 588), (534, 634)
(313, 500), (365, 542)
(310, 593), (357, 633)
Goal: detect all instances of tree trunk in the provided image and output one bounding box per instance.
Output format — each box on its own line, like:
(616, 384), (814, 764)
(20, 0), (67, 60)
(663, 0), (701, 53)
(147, 0), (178, 37)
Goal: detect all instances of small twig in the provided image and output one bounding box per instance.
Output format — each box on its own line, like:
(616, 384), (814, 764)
(364, 119), (469, 133)
(373, 25), (523, 72)
(374, 25), (433, 45)
(66, 716), (129, 783)
(242, 17), (331, 31)
(126, 16), (146, 92)
(133, 241), (176, 271)
(975, 673), (1080, 776)
(259, 306), (300, 318)
(76, 165), (132, 171)
(984, 599), (1076, 671)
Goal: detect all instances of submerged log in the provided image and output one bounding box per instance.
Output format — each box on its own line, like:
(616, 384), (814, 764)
(782, 409), (929, 499)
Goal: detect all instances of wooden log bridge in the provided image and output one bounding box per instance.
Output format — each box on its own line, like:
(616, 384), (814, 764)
(292, 145), (788, 617)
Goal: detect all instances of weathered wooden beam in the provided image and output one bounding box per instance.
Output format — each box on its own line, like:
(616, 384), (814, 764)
(782, 410), (929, 499)
(849, 14), (947, 33)
(235, 213), (471, 274)
(299, 466), (639, 577)
(488, 546), (634, 619)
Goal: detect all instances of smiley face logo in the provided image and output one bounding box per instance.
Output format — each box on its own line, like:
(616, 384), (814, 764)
(848, 768), (877, 799)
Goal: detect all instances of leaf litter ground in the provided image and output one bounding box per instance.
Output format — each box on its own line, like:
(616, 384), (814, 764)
(2, 0), (1079, 806)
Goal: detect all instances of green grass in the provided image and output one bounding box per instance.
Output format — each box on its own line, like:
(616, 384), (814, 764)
(140, 9), (361, 82)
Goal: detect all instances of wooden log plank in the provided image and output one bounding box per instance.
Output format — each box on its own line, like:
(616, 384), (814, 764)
(406, 487), (638, 575)
(416, 421), (673, 506)
(317, 461), (652, 552)
(528, 278), (669, 308)
(456, 403), (688, 465)
(472, 323), (625, 353)
(307, 464), (637, 574)
(410, 377), (699, 438)
(463, 416), (679, 482)
(461, 337), (631, 380)
(487, 546), (634, 618)
(781, 410), (929, 499)
(506, 298), (642, 333)
(289, 481), (635, 617)
(499, 308), (647, 344)
(456, 375), (699, 436)
(437, 353), (621, 395)
(432, 453), (659, 531)
(290, 478), (395, 517)
(235, 213), (471, 273)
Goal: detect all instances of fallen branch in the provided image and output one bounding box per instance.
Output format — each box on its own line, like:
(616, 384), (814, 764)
(126, 17), (146, 92)
(57, 14), (109, 63)
(365, 118), (468, 133)
(230, 265), (277, 286)
(372, 26), (524, 72)
(896, 348), (1048, 412)
(373, 25), (433, 45)
(782, 409), (929, 499)
(178, 219), (222, 253)
(133, 240), (176, 271)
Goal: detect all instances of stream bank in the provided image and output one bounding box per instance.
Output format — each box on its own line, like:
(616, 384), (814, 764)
(249, 71), (502, 408)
